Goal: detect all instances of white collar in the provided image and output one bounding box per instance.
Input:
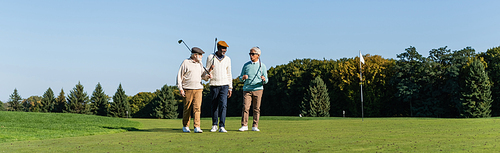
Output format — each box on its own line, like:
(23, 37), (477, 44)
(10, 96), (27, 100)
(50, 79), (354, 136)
(251, 59), (260, 64)
(189, 58), (200, 63)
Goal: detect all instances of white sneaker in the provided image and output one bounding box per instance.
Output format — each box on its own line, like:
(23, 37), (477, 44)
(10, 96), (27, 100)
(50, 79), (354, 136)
(194, 127), (203, 133)
(219, 127), (227, 133)
(182, 127), (190, 133)
(210, 125), (218, 132)
(239, 126), (248, 131)
(252, 127), (260, 131)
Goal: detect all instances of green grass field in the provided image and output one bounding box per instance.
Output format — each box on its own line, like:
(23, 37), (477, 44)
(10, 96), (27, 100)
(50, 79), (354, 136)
(1, 112), (500, 152)
(0, 111), (140, 143)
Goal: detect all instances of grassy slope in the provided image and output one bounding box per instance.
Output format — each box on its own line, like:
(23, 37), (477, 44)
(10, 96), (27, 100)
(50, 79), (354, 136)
(1, 115), (500, 152)
(0, 111), (140, 142)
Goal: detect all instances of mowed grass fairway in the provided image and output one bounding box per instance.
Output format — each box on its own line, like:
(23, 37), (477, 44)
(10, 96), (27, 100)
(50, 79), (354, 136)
(0, 111), (140, 143)
(1, 112), (500, 152)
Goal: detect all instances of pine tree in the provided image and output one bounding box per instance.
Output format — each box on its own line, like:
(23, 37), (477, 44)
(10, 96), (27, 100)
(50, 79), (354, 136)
(7, 88), (23, 111)
(300, 76), (330, 117)
(151, 84), (179, 119)
(481, 46), (500, 116)
(0, 100), (4, 111)
(41, 87), (55, 112)
(109, 84), (130, 118)
(65, 82), (90, 114)
(53, 89), (66, 113)
(461, 58), (493, 118)
(90, 82), (109, 116)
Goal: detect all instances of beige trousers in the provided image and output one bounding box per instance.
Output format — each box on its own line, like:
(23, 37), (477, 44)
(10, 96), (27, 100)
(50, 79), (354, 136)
(241, 90), (263, 127)
(183, 89), (203, 128)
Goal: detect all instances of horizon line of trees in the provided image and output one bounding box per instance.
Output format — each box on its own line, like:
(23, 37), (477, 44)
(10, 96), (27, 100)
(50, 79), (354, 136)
(3, 82), (178, 119)
(262, 45), (499, 118)
(3, 45), (499, 118)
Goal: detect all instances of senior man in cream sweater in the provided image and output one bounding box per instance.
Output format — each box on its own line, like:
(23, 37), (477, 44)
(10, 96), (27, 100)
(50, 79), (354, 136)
(206, 41), (232, 133)
(177, 47), (211, 133)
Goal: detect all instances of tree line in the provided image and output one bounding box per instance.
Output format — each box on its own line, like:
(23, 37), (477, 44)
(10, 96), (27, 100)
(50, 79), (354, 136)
(262, 46), (500, 118)
(3, 46), (499, 118)
(3, 82), (179, 119)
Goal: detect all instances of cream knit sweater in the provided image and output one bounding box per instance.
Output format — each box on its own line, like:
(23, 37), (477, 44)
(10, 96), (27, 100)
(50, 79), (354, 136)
(206, 53), (233, 89)
(176, 58), (210, 90)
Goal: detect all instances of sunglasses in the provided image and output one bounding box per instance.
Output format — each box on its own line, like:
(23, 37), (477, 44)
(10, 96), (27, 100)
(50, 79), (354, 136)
(249, 53), (258, 56)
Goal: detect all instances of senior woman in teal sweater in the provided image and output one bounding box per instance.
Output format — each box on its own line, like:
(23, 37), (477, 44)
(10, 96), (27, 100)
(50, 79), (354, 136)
(238, 47), (268, 132)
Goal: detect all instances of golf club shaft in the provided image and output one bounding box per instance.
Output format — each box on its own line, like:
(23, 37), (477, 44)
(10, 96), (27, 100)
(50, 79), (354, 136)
(181, 41), (190, 52)
(178, 39), (210, 74)
(213, 38), (217, 53)
(212, 38), (217, 66)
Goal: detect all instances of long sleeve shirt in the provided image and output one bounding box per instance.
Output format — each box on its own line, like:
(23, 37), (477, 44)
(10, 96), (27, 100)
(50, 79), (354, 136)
(239, 60), (268, 91)
(206, 53), (233, 89)
(176, 58), (210, 90)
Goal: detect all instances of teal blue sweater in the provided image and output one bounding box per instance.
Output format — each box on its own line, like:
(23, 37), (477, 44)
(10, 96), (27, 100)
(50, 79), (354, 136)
(239, 60), (268, 91)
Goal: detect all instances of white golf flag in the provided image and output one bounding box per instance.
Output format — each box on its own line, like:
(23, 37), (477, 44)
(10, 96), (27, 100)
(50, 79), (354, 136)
(359, 51), (365, 64)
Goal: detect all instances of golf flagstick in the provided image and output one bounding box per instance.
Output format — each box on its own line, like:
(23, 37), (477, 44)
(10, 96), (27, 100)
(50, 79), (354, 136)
(359, 51), (365, 122)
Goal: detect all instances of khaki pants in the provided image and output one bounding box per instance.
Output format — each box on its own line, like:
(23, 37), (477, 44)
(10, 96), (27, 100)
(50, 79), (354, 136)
(183, 89), (203, 128)
(241, 90), (263, 127)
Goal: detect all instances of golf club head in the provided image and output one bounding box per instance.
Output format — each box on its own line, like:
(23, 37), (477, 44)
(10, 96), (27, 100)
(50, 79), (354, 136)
(178, 40), (183, 44)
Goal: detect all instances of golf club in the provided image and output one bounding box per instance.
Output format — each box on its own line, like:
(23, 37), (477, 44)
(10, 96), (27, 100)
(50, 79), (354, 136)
(177, 39), (210, 74)
(178, 39), (191, 52)
(212, 38), (217, 66)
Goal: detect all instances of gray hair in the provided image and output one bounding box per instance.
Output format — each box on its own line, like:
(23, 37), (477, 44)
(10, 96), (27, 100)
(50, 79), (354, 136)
(190, 53), (202, 59)
(250, 47), (261, 55)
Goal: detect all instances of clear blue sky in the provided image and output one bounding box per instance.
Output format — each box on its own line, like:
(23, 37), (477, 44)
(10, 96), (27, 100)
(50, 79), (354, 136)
(1, 0), (499, 102)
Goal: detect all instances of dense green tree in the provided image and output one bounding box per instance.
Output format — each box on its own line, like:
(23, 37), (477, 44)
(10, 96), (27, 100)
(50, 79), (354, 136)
(443, 47), (478, 117)
(41, 87), (55, 112)
(90, 83), (109, 116)
(7, 88), (23, 111)
(53, 89), (66, 113)
(300, 76), (330, 117)
(393, 46), (425, 117)
(460, 58), (493, 118)
(264, 59), (327, 116)
(65, 82), (90, 114)
(23, 96), (42, 112)
(109, 84), (130, 118)
(411, 58), (445, 117)
(393, 46), (472, 117)
(442, 64), (461, 116)
(427, 47), (455, 117)
(129, 92), (156, 117)
(398, 47), (455, 118)
(481, 46), (500, 116)
(151, 84), (178, 119)
(0, 100), (4, 111)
